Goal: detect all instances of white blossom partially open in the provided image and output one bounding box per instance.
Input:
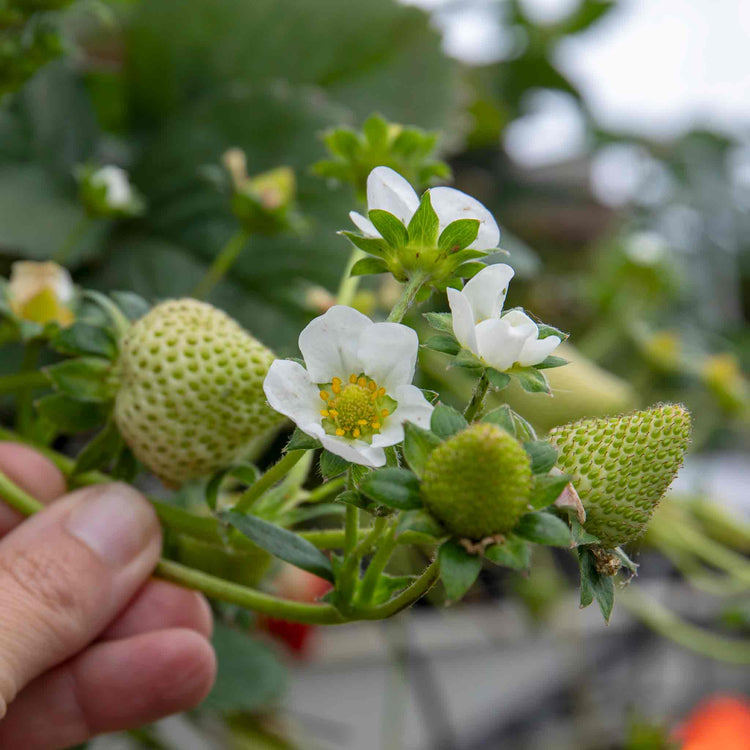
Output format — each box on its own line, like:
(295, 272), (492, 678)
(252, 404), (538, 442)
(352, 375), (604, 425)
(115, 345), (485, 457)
(7, 261), (75, 326)
(263, 305), (434, 467)
(349, 166), (500, 250)
(91, 166), (135, 210)
(447, 264), (561, 371)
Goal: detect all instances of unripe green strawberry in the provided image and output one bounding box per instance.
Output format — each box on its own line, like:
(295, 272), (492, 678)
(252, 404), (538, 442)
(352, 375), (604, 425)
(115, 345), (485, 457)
(114, 299), (283, 486)
(421, 423), (533, 540)
(549, 404), (691, 547)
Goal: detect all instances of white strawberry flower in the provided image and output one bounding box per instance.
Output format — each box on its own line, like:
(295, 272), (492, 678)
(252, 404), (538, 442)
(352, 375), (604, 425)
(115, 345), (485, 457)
(7, 261), (75, 327)
(349, 166), (500, 251)
(91, 166), (135, 210)
(263, 305), (434, 467)
(447, 264), (562, 371)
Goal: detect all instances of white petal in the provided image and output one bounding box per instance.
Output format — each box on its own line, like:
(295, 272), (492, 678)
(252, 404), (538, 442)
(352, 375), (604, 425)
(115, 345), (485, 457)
(517, 335), (562, 367)
(366, 166), (420, 225)
(447, 287), (479, 355)
(428, 186), (500, 249)
(393, 384), (434, 428)
(357, 322), (419, 391)
(263, 360), (322, 430)
(349, 210), (380, 238)
(318, 433), (386, 468)
(474, 318), (527, 371)
(500, 309), (538, 339)
(298, 305), (372, 383)
(93, 166), (132, 208)
(461, 264), (515, 323)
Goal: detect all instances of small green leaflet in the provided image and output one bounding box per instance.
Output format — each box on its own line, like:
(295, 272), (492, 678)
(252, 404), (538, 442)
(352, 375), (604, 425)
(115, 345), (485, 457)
(523, 440), (558, 474)
(484, 535), (531, 570)
(51, 323), (118, 360)
(438, 219), (479, 253)
(515, 511), (572, 547)
(513, 367), (551, 395)
(439, 540), (482, 602)
(319, 450), (350, 479)
(407, 191), (439, 247)
(73, 420), (123, 475)
(402, 422), (442, 477)
(430, 404), (468, 439)
(285, 428), (321, 452)
(423, 312), (453, 334)
(351, 257), (388, 276)
(45, 357), (113, 403)
(486, 369), (511, 390)
(423, 335), (460, 355)
(578, 547), (615, 623)
(529, 473), (571, 511)
(359, 468), (422, 510)
(368, 209), (409, 248)
(206, 464), (261, 512)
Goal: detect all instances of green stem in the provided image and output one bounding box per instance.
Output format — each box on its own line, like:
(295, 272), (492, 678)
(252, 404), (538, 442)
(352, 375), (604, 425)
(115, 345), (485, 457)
(357, 522), (397, 605)
(192, 229), (249, 300)
(619, 589), (750, 664)
(337, 248), (366, 307)
(463, 371), (490, 422)
(306, 476), (346, 503)
(233, 450), (306, 513)
(0, 469), (43, 515)
(54, 214), (92, 265)
(0, 371), (49, 394)
(358, 558), (440, 620)
(386, 273), (427, 324)
(16, 339), (43, 436)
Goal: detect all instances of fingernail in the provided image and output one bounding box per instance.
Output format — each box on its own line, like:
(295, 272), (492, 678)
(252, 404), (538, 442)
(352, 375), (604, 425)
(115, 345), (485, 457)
(66, 484), (158, 566)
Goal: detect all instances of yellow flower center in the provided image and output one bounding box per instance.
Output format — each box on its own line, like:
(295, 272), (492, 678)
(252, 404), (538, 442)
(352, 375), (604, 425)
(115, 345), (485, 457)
(319, 373), (392, 440)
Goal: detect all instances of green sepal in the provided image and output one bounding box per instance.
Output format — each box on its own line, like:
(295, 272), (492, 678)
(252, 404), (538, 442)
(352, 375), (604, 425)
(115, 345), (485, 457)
(481, 406), (537, 441)
(484, 534), (531, 571)
(535, 355), (568, 370)
(35, 393), (109, 434)
(359, 467), (422, 510)
(407, 191), (439, 248)
(319, 450), (350, 479)
(111, 447), (139, 483)
(529, 473), (571, 511)
(51, 323), (117, 360)
(486, 369), (511, 390)
(323, 127), (360, 160)
(402, 421), (442, 477)
(220, 511), (334, 583)
(351, 257), (389, 277)
(370, 574), (417, 606)
(438, 219), (480, 253)
(570, 517), (600, 546)
(430, 403), (468, 439)
(537, 323), (569, 341)
(362, 113), (389, 149)
(206, 464), (261, 512)
(44, 357), (113, 403)
(368, 209), (409, 248)
(286, 428), (322, 452)
(423, 335), (460, 355)
(339, 231), (391, 259)
(73, 420), (124, 476)
(423, 311), (453, 334)
(578, 547), (615, 623)
(110, 291), (151, 322)
(396, 508), (446, 540)
(513, 366), (551, 394)
(335, 489), (372, 510)
(523, 440), (558, 474)
(438, 540), (481, 602)
(515, 511), (572, 547)
(452, 349), (483, 372)
(452, 261), (485, 279)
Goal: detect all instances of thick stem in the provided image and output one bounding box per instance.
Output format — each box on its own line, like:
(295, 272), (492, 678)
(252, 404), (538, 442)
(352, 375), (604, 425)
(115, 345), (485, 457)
(463, 371), (490, 422)
(192, 229), (249, 300)
(54, 214), (92, 265)
(233, 450), (306, 513)
(386, 273), (427, 324)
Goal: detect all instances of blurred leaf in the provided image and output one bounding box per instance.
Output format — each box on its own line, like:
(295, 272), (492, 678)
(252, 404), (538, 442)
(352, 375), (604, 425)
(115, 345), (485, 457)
(359, 467), (422, 510)
(73, 419), (123, 475)
(439, 540), (481, 602)
(515, 511), (571, 547)
(578, 547), (615, 623)
(402, 421), (442, 477)
(484, 534), (530, 570)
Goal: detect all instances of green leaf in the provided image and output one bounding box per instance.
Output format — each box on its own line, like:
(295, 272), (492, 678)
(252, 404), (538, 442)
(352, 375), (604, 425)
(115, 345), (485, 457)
(423, 311), (453, 334)
(370, 574), (417, 605)
(423, 335), (460, 355)
(430, 403), (468, 439)
(407, 191), (439, 248)
(362, 113), (389, 149)
(110, 291), (151, 322)
(515, 512), (571, 547)
(452, 349), (483, 371)
(319, 450), (350, 479)
(206, 464), (261, 512)
(402, 421), (442, 477)
(453, 261), (485, 279)
(349, 462), (372, 487)
(482, 405), (516, 435)
(359, 467), (422, 510)
(396, 508), (445, 539)
(203, 622), (287, 712)
(51, 323), (117, 360)
(484, 535), (531, 570)
(529, 473), (571, 510)
(570, 517), (600, 546)
(220, 511), (334, 583)
(339, 231), (392, 259)
(578, 548), (615, 623)
(535, 355), (568, 370)
(335, 489), (371, 510)
(513, 367), (551, 394)
(111, 447), (139, 482)
(523, 440), (558, 474)
(438, 219), (480, 253)
(486, 369), (511, 390)
(368, 209), (408, 248)
(35, 394), (109, 434)
(44, 357), (113, 403)
(350, 257), (388, 276)
(73, 420), (124, 475)
(537, 323), (569, 341)
(439, 540), (481, 602)
(286, 428), (322, 452)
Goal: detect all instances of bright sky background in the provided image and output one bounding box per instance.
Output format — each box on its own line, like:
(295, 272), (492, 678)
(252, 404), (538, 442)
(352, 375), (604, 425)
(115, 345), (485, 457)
(404, 0), (750, 167)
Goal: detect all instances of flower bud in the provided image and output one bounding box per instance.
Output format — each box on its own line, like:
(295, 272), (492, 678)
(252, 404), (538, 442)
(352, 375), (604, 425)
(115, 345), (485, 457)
(549, 404), (692, 547)
(6, 261), (75, 327)
(421, 423), (533, 540)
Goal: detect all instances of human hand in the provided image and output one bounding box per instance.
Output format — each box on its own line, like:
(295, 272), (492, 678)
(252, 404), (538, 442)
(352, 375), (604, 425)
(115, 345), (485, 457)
(0, 442), (216, 749)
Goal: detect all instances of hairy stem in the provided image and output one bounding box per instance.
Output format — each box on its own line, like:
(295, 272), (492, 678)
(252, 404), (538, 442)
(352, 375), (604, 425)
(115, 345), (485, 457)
(192, 229), (249, 300)
(463, 371), (490, 422)
(386, 273), (427, 324)
(357, 521), (398, 605)
(233, 450), (306, 513)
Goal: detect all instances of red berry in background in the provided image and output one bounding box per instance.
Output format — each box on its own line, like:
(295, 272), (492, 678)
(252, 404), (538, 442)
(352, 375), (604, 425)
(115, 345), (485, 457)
(260, 564), (332, 657)
(673, 695), (750, 750)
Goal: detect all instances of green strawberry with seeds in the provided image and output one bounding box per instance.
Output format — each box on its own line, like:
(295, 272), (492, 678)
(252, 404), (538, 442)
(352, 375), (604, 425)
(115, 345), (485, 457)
(114, 299), (283, 486)
(549, 404), (691, 547)
(421, 423), (533, 540)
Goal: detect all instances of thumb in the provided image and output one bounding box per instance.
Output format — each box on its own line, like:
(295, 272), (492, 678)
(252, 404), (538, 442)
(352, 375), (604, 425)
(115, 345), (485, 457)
(0, 483), (161, 717)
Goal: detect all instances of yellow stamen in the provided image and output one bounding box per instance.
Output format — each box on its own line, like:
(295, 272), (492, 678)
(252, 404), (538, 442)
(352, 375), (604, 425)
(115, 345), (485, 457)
(378, 387), (386, 397)
(353, 428), (361, 437)
(357, 376), (367, 387)
(319, 390), (329, 400)
(349, 373), (358, 384)
(381, 408), (390, 418)
(320, 409), (329, 417)
(332, 377), (342, 394)
(357, 419), (368, 426)
(336, 428), (345, 436)
(368, 381), (377, 392)
(329, 409), (338, 417)
(371, 422), (380, 429)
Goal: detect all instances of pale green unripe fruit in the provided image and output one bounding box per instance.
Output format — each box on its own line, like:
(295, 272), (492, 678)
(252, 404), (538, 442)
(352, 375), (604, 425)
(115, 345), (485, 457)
(549, 404), (691, 547)
(114, 299), (283, 486)
(421, 423), (533, 540)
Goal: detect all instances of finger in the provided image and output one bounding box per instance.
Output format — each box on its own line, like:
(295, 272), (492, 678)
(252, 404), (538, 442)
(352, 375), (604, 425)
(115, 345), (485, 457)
(101, 579), (213, 641)
(0, 483), (161, 716)
(0, 442), (67, 536)
(0, 628), (216, 750)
